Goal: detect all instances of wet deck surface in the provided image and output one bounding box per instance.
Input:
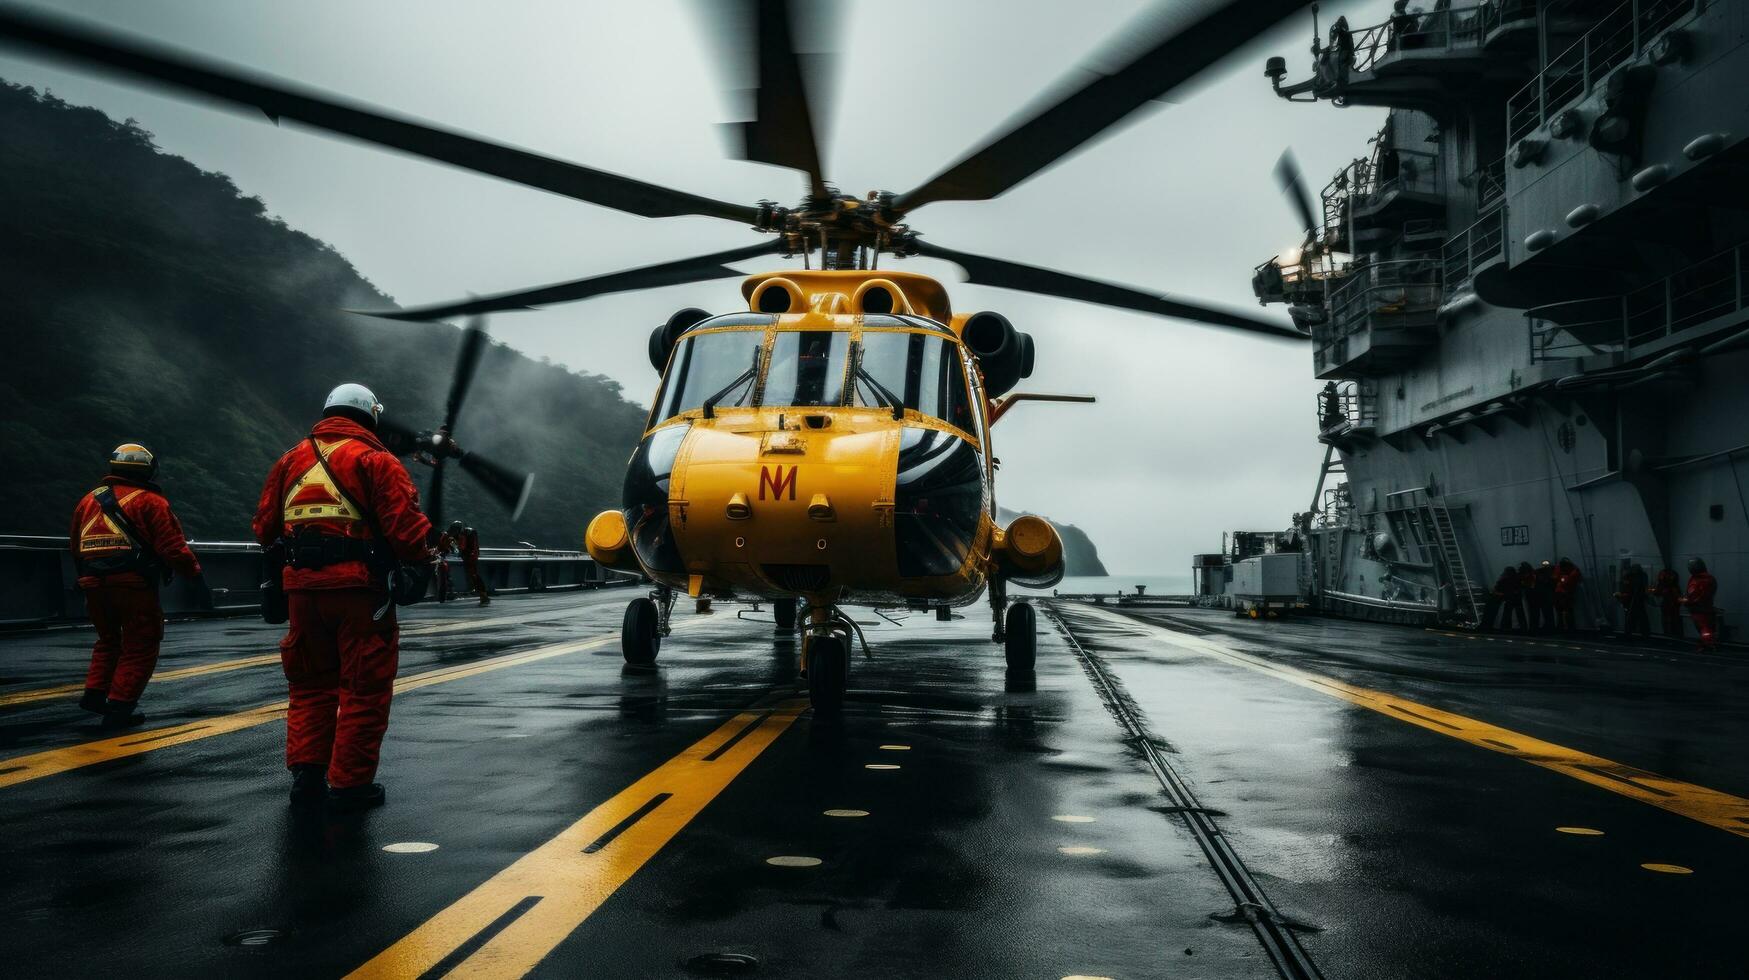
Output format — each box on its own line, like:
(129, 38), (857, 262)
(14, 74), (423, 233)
(2, 591), (1747, 978)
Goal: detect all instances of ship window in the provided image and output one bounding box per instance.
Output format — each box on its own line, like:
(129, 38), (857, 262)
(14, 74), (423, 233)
(760, 330), (849, 408)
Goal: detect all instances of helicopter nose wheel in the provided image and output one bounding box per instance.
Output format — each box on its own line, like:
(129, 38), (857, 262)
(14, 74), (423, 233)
(806, 634), (849, 715)
(1003, 602), (1037, 671)
(623, 596), (661, 666)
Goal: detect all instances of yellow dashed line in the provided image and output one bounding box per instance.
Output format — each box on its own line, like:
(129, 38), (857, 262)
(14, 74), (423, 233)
(1078, 606), (1749, 839)
(0, 633), (633, 789)
(348, 699), (806, 978)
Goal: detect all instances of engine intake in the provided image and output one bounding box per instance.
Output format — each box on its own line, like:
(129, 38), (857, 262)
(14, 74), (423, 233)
(962, 311), (1034, 398)
(649, 307), (710, 371)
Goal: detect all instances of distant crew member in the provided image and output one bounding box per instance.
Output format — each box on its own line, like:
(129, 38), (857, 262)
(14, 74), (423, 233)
(69, 444), (203, 729)
(1553, 557), (1583, 633)
(1680, 558), (1719, 652)
(1650, 567), (1683, 639)
(1484, 565), (1523, 633)
(1319, 382), (1344, 431)
(1530, 560), (1556, 634)
(444, 521), (490, 606)
(1614, 563), (1650, 640)
(253, 384), (434, 811)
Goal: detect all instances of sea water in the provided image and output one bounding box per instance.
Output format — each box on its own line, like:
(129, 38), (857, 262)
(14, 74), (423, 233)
(1011, 574), (1190, 598)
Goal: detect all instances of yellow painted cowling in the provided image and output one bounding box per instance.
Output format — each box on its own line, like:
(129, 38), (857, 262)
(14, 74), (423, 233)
(584, 510), (643, 575)
(993, 514), (1066, 589)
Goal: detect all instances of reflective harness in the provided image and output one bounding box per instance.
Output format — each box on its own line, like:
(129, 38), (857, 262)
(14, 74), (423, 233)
(282, 438), (374, 570)
(76, 485), (163, 578)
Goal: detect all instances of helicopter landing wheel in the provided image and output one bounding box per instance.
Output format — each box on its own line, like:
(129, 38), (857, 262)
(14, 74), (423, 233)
(1004, 603), (1037, 672)
(773, 597), (797, 632)
(807, 635), (848, 715)
(623, 597), (661, 667)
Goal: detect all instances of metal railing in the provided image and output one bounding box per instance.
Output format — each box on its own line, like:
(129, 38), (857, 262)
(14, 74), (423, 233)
(1463, 156), (1507, 211)
(1317, 382), (1380, 433)
(1346, 2), (1531, 74)
(1442, 206), (1507, 286)
(0, 536), (635, 626)
(1527, 241), (1749, 361)
(1507, 0), (1697, 142)
(1323, 259), (1443, 340)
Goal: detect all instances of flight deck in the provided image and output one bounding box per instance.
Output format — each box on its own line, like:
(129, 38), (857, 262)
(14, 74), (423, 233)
(3, 591), (1745, 979)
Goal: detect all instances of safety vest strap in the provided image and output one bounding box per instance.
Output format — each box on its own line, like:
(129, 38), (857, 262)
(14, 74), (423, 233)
(282, 438), (365, 525)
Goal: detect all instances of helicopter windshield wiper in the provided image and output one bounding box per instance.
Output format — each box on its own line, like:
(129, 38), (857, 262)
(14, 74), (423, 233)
(853, 364), (905, 421)
(702, 347), (762, 419)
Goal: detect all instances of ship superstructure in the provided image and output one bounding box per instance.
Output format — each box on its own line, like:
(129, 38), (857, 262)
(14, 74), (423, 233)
(1246, 0), (1748, 628)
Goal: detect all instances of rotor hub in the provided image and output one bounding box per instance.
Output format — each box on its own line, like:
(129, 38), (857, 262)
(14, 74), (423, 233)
(754, 190), (920, 269)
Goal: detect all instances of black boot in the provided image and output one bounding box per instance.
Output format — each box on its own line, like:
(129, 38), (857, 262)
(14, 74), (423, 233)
(328, 783), (386, 812)
(78, 688), (108, 715)
(289, 764), (327, 808)
(100, 699), (145, 730)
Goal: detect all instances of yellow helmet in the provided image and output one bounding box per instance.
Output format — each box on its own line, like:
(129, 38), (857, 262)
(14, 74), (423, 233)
(109, 443), (157, 479)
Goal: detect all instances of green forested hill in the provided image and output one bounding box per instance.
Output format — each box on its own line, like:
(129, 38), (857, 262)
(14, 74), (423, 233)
(0, 81), (648, 548)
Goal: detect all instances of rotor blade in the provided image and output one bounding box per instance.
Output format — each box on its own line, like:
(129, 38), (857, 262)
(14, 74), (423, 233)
(0, 4), (760, 224)
(357, 240), (783, 321)
(701, 0), (839, 198)
(458, 452), (536, 523)
(376, 418), (422, 458)
(427, 458), (447, 531)
(894, 0), (1309, 212)
(915, 241), (1304, 340)
(444, 318), (489, 436)
(1275, 149), (1318, 238)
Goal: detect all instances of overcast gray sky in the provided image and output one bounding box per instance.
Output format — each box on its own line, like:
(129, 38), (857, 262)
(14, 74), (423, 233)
(0, 0), (1385, 574)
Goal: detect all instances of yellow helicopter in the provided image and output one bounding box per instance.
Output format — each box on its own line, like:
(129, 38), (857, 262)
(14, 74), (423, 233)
(0, 0), (1309, 712)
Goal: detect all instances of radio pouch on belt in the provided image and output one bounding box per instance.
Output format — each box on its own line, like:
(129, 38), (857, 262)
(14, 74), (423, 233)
(303, 437), (431, 617)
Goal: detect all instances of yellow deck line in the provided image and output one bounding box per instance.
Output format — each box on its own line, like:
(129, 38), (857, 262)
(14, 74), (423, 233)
(348, 699), (807, 979)
(0, 607), (597, 709)
(0, 655), (282, 707)
(0, 633), (627, 789)
(1074, 604), (1749, 839)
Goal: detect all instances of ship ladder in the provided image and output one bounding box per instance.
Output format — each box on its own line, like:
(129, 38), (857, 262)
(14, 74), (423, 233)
(1427, 496), (1486, 626)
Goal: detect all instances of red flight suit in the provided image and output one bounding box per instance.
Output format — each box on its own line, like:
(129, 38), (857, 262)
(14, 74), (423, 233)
(1650, 569), (1682, 638)
(69, 477), (202, 704)
(457, 528), (488, 603)
(1684, 572), (1719, 651)
(252, 417), (432, 789)
(1553, 563), (1583, 632)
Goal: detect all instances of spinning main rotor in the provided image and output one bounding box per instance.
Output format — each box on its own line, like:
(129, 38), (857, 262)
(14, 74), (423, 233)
(0, 0), (1311, 339)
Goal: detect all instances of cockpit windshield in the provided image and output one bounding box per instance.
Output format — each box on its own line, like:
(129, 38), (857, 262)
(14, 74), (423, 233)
(649, 314), (979, 438)
(762, 330), (850, 408)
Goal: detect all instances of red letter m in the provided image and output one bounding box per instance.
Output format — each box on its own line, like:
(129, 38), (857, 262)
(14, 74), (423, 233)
(759, 465), (797, 501)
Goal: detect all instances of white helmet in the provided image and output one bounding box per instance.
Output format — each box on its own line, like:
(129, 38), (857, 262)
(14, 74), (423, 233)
(324, 383), (384, 424)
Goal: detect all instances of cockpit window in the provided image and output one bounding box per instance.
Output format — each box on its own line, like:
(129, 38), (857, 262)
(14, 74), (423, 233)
(655, 329), (765, 420)
(857, 331), (976, 435)
(760, 330), (849, 408)
(647, 313), (975, 438)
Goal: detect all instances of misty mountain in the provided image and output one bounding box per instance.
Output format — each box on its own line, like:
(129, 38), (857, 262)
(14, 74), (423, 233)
(0, 80), (647, 547)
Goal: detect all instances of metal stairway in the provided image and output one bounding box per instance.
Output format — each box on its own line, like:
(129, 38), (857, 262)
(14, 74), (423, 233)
(1426, 495), (1487, 626)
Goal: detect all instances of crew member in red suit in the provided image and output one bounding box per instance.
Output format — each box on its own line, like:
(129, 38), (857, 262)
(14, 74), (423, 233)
(253, 384), (434, 811)
(1650, 567), (1683, 638)
(69, 444), (203, 729)
(1553, 557), (1583, 633)
(446, 521), (490, 606)
(1681, 558), (1720, 652)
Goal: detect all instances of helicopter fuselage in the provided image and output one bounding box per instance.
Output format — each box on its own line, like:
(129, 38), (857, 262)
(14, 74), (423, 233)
(586, 271), (1063, 608)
